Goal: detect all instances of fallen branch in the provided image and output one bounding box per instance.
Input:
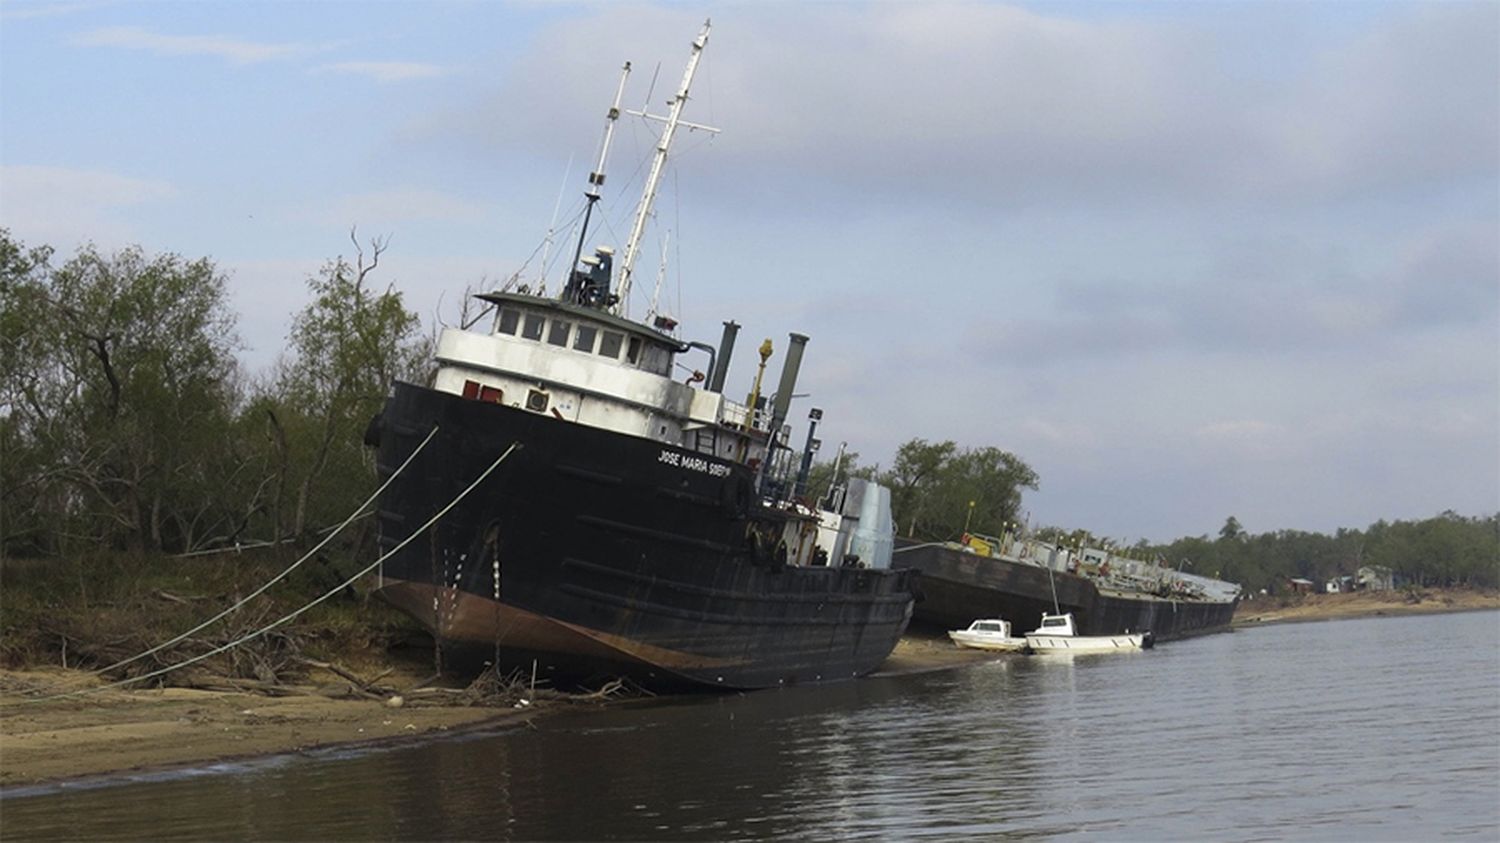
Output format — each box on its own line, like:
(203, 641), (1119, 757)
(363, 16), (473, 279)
(176, 677), (309, 697)
(294, 657), (394, 699)
(577, 677), (628, 700)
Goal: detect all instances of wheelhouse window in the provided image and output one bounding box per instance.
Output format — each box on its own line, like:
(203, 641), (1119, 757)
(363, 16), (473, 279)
(522, 313), (545, 341)
(496, 308), (520, 335)
(573, 324), (598, 353)
(598, 331), (624, 359)
(626, 337), (642, 365)
(547, 319), (571, 347)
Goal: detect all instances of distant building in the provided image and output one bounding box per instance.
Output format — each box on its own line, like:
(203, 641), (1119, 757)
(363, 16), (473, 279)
(1326, 575), (1355, 594)
(1357, 565), (1396, 591)
(1288, 577), (1316, 594)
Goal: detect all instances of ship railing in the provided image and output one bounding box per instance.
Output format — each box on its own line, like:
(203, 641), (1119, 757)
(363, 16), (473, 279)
(717, 399), (760, 432)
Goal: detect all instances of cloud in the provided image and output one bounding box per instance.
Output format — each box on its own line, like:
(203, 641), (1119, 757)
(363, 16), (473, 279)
(1194, 419), (1283, 442)
(319, 61), (450, 83)
(71, 25), (318, 64)
(1388, 221), (1500, 329)
(424, 3), (1496, 212)
(1018, 418), (1099, 449)
(1, 1), (107, 21)
(1260, 5), (1500, 199)
(0, 164), (176, 249)
(958, 215), (1497, 369)
(309, 189), (492, 229)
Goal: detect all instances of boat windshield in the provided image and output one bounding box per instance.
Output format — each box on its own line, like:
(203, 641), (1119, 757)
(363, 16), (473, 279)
(1042, 617), (1068, 628)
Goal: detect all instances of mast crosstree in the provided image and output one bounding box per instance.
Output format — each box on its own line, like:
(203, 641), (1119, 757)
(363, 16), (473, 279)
(615, 19), (717, 317)
(560, 19), (717, 317)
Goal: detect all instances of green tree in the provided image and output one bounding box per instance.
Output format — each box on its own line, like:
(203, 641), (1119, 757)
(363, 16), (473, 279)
(0, 233), (242, 555)
(268, 233), (428, 537)
(1137, 511), (1498, 594)
(879, 438), (1038, 540)
(885, 439), (956, 537)
(0, 231), (59, 554)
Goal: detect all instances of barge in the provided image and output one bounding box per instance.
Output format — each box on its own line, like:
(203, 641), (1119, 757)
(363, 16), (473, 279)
(894, 532), (1239, 642)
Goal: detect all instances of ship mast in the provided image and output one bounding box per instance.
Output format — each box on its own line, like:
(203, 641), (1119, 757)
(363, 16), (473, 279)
(648, 228), (670, 324)
(564, 61), (632, 300)
(615, 19), (714, 317)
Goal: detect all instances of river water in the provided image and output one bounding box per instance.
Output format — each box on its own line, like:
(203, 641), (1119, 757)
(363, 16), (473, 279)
(4, 611), (1497, 840)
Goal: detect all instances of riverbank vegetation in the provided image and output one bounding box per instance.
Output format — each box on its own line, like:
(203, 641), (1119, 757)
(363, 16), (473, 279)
(1, 229), (427, 559)
(1, 229), (440, 679)
(1141, 512), (1498, 594)
(0, 548), (426, 677)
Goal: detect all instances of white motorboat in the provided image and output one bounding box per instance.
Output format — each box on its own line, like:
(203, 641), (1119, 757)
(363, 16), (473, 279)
(947, 619), (1031, 653)
(1024, 612), (1152, 653)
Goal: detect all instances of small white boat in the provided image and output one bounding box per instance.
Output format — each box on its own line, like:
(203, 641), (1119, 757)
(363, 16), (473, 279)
(1024, 612), (1151, 653)
(948, 619), (1031, 653)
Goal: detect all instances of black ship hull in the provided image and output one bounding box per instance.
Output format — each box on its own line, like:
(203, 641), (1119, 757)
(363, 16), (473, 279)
(893, 542), (1236, 642)
(369, 382), (916, 690)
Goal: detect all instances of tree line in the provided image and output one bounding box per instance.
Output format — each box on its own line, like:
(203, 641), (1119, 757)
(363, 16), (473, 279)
(1138, 512), (1499, 593)
(5, 231), (1494, 596)
(1, 230), (428, 558)
(813, 440), (1496, 593)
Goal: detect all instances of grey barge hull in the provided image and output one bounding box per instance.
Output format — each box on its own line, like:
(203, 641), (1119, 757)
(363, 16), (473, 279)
(893, 542), (1237, 642)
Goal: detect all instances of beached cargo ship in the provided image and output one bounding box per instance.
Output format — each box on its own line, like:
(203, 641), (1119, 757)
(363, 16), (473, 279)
(365, 22), (916, 690)
(893, 533), (1239, 641)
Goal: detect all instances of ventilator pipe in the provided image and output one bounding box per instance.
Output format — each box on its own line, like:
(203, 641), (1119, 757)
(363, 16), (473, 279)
(767, 332), (808, 444)
(709, 320), (739, 393)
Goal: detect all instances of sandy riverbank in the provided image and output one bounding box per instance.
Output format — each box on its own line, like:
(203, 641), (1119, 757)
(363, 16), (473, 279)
(0, 635), (994, 788)
(1233, 586), (1499, 626)
(0, 666), (539, 788)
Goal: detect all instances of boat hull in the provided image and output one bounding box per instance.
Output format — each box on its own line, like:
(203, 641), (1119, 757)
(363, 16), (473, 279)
(1026, 633), (1148, 653)
(893, 542), (1237, 642)
(946, 631), (1030, 653)
(370, 382), (916, 690)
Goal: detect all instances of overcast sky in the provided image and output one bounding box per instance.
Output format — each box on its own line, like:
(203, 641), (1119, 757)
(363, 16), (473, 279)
(2, 0), (1496, 543)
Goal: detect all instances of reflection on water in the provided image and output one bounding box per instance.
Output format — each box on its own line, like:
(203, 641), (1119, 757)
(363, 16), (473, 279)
(4, 611), (1498, 840)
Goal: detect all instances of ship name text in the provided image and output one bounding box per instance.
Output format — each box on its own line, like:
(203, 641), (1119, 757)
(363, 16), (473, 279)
(659, 449), (732, 477)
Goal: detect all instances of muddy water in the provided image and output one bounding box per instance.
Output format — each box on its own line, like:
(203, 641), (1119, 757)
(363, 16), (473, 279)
(4, 611), (1497, 840)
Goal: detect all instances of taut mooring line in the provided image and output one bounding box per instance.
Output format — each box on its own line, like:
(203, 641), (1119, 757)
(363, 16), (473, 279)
(93, 425), (441, 678)
(23, 440), (520, 705)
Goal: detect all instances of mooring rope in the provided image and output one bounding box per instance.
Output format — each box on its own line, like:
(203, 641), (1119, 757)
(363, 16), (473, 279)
(91, 425), (441, 678)
(168, 513), (373, 560)
(171, 538), (289, 558)
(22, 440), (520, 705)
